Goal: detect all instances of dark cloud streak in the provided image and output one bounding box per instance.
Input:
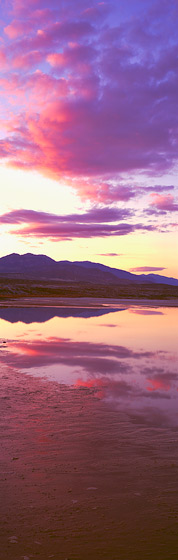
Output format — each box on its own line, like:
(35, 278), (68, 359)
(0, 208), (156, 240)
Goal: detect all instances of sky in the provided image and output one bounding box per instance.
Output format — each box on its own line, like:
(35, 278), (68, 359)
(0, 0), (177, 277)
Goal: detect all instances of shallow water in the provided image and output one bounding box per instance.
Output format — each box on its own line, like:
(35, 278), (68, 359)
(1, 304), (178, 559)
(0, 304), (178, 427)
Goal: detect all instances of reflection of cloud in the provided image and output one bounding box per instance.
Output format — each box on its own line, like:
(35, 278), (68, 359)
(143, 367), (177, 379)
(1, 337), (155, 374)
(147, 379), (170, 391)
(127, 407), (171, 427)
(1, 330), (178, 426)
(146, 371), (178, 392)
(129, 309), (164, 316)
(99, 323), (117, 328)
(75, 375), (173, 404)
(1, 336), (172, 401)
(75, 376), (139, 401)
(143, 390), (171, 400)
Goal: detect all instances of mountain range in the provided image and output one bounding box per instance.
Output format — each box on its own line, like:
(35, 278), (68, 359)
(0, 253), (177, 286)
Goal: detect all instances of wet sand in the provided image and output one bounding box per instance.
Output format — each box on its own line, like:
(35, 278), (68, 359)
(1, 363), (178, 560)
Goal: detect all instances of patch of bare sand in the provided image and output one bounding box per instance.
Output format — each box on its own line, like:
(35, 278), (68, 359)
(1, 363), (178, 559)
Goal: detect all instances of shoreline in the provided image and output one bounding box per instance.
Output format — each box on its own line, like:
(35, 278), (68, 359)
(0, 296), (178, 308)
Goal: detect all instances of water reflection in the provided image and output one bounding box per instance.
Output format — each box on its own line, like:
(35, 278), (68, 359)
(0, 306), (122, 323)
(0, 305), (178, 426)
(129, 308), (164, 315)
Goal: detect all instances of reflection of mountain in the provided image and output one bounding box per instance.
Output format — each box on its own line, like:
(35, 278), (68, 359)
(0, 306), (123, 324)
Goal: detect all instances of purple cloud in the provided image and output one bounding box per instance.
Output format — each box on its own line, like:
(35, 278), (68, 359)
(130, 266), (166, 272)
(138, 184), (175, 195)
(0, 207), (132, 224)
(97, 253), (122, 257)
(0, 208), (156, 240)
(149, 194), (178, 213)
(0, 0), (177, 203)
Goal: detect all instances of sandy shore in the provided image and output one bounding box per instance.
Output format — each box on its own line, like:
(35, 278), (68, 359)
(0, 296), (178, 307)
(1, 363), (178, 559)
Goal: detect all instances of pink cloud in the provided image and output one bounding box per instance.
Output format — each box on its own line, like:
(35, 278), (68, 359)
(75, 182), (136, 203)
(12, 50), (43, 69)
(0, 49), (7, 69)
(26, 72), (69, 105)
(42, 19), (94, 45)
(4, 20), (32, 39)
(47, 52), (64, 67)
(47, 43), (95, 75)
(0, 0), (177, 206)
(150, 194), (178, 212)
(0, 72), (68, 111)
(82, 3), (110, 21)
(12, 0), (42, 16)
(1, 76), (177, 183)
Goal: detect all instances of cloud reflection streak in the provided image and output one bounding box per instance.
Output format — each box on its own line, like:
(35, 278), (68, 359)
(1, 318), (178, 426)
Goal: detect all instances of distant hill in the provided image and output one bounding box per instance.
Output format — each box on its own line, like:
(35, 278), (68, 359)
(0, 253), (120, 284)
(74, 261), (178, 286)
(73, 260), (142, 282)
(139, 273), (178, 286)
(0, 253), (177, 286)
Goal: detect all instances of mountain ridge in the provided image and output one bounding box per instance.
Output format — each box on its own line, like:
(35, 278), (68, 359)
(0, 253), (177, 286)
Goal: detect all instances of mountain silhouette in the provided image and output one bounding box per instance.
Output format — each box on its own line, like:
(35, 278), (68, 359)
(0, 253), (177, 286)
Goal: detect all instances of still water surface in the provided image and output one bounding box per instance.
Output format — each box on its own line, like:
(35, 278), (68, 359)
(1, 303), (178, 560)
(0, 304), (177, 427)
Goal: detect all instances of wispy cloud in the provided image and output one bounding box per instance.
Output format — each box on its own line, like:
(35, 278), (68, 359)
(97, 253), (122, 257)
(130, 266), (166, 273)
(0, 207), (131, 225)
(0, 208), (156, 240)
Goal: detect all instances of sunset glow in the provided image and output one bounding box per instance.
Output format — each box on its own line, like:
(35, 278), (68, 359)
(0, 0), (177, 275)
